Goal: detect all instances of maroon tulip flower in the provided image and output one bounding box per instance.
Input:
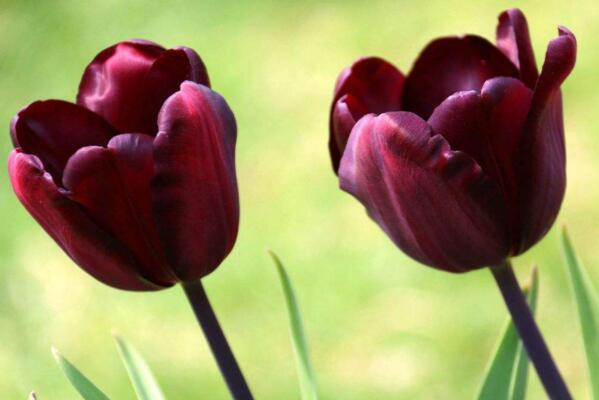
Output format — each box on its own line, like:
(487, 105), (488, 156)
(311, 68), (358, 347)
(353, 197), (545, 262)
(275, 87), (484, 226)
(9, 40), (239, 291)
(330, 9), (576, 273)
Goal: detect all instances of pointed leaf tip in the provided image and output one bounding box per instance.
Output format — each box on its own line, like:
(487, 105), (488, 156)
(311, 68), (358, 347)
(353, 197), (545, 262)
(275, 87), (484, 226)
(269, 250), (319, 400)
(114, 335), (165, 400)
(51, 347), (110, 400)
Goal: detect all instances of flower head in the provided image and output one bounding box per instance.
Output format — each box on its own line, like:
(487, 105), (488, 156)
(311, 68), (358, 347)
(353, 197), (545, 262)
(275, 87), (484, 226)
(330, 9), (576, 272)
(9, 40), (239, 290)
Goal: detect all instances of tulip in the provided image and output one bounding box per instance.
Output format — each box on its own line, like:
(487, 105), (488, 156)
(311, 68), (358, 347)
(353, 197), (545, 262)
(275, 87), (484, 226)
(9, 40), (238, 290)
(329, 10), (575, 398)
(330, 10), (576, 273)
(9, 40), (252, 399)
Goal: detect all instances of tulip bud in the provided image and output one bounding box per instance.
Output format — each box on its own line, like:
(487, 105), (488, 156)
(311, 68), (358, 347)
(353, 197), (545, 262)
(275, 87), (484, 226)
(9, 40), (239, 290)
(330, 9), (577, 272)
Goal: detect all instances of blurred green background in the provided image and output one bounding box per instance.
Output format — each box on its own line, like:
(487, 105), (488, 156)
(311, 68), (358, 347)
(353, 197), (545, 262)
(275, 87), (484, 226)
(0, 0), (597, 398)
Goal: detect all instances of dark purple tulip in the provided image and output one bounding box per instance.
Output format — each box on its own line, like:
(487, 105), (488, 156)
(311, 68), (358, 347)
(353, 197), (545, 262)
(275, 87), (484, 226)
(9, 40), (239, 290)
(330, 9), (576, 272)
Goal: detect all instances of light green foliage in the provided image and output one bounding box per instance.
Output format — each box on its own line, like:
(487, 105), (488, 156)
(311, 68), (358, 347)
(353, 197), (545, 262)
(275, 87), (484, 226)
(51, 348), (110, 400)
(114, 334), (166, 400)
(270, 251), (319, 400)
(562, 228), (599, 399)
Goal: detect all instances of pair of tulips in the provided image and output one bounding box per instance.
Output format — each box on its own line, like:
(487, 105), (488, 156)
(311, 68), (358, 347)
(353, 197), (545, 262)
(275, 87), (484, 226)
(9, 8), (576, 399)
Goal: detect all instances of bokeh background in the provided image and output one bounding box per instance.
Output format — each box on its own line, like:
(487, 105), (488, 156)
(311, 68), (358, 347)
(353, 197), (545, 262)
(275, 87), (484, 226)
(0, 0), (597, 398)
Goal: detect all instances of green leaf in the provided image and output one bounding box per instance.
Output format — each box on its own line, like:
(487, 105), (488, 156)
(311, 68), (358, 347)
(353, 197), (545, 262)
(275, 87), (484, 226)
(113, 333), (166, 400)
(269, 250), (319, 400)
(476, 267), (538, 400)
(509, 267), (539, 400)
(51, 347), (110, 400)
(562, 227), (599, 399)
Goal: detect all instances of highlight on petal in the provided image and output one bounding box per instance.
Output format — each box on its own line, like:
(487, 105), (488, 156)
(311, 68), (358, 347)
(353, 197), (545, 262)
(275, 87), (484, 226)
(402, 35), (519, 119)
(12, 100), (116, 185)
(329, 57), (404, 172)
(516, 26), (576, 253)
(77, 40), (164, 133)
(8, 149), (157, 291)
(339, 112), (509, 272)
(496, 8), (539, 88)
(62, 134), (176, 287)
(77, 40), (208, 135)
(152, 81), (239, 281)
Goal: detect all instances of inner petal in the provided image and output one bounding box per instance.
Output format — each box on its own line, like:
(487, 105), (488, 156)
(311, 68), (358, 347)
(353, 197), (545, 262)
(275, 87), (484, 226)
(13, 100), (116, 185)
(403, 35), (519, 119)
(77, 41), (206, 136)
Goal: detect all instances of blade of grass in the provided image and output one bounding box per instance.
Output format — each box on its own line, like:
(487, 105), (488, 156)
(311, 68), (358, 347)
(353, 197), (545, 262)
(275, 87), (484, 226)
(476, 267), (538, 400)
(113, 333), (166, 400)
(562, 227), (599, 399)
(269, 250), (319, 400)
(51, 347), (110, 400)
(509, 267), (539, 400)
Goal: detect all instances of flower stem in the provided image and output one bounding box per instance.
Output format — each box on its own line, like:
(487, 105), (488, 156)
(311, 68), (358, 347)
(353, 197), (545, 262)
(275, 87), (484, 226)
(491, 261), (571, 400)
(182, 280), (253, 400)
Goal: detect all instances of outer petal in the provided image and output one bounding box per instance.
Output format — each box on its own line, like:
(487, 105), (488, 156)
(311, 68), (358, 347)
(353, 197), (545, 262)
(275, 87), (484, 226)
(496, 8), (539, 88)
(329, 57), (404, 172)
(9, 114), (19, 147)
(516, 27), (576, 253)
(77, 41), (208, 135)
(8, 149), (157, 291)
(12, 100), (116, 185)
(152, 81), (239, 281)
(428, 78), (533, 251)
(62, 134), (176, 287)
(339, 112), (509, 272)
(402, 35), (519, 119)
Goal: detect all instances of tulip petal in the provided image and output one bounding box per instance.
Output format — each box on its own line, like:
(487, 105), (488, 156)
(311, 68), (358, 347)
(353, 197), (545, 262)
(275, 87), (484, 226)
(339, 112), (509, 272)
(173, 46), (210, 86)
(428, 90), (486, 165)
(8, 149), (156, 290)
(330, 94), (368, 171)
(516, 27), (576, 253)
(152, 81), (239, 281)
(12, 100), (116, 185)
(480, 78), (533, 250)
(330, 57), (404, 172)
(496, 8), (539, 88)
(77, 41), (208, 135)
(429, 78), (533, 252)
(62, 134), (176, 287)
(429, 78), (532, 187)
(10, 114), (19, 147)
(403, 35), (519, 119)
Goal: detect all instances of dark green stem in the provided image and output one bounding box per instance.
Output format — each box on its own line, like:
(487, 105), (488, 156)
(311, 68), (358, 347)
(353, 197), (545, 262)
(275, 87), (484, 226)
(491, 261), (571, 400)
(182, 280), (253, 400)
